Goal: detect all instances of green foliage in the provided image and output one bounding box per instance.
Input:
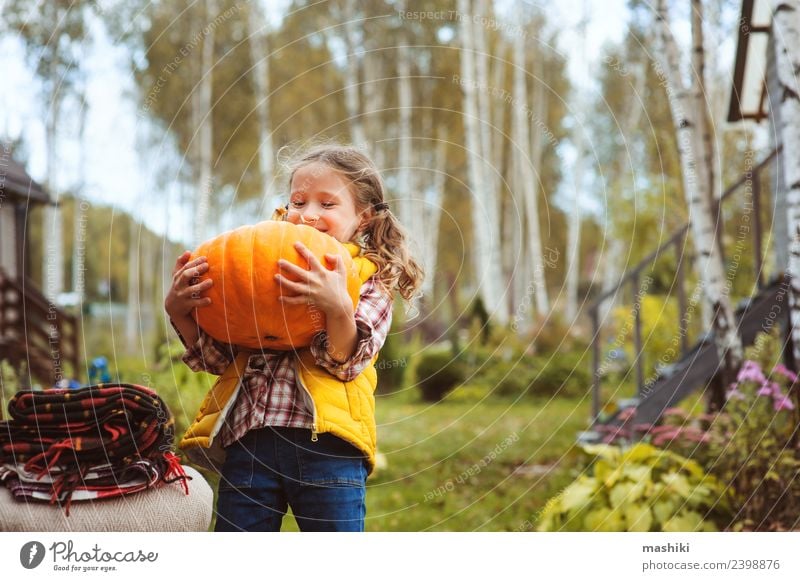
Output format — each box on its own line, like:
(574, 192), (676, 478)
(703, 330), (800, 531)
(610, 294), (697, 382)
(528, 352), (591, 399)
(375, 318), (410, 394)
(472, 359), (536, 398)
(416, 349), (469, 402)
(459, 351), (590, 401)
(0, 361), (21, 418)
(537, 443), (732, 532)
(527, 313), (588, 355)
(368, 390), (589, 531)
(638, 329), (800, 530)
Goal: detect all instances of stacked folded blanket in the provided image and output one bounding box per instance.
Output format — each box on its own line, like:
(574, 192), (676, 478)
(0, 384), (188, 515)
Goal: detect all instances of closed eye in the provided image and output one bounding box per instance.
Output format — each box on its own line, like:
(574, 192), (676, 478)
(290, 200), (305, 208)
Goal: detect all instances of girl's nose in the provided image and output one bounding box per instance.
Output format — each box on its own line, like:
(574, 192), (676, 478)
(300, 213), (319, 224)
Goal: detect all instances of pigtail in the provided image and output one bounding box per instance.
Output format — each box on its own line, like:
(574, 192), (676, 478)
(361, 209), (424, 303)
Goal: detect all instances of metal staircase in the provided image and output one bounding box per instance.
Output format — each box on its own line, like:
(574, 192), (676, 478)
(583, 149), (788, 441)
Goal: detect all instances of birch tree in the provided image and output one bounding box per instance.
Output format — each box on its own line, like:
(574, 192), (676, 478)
(653, 0), (742, 375)
(192, 0), (217, 246)
(565, 9), (591, 324)
(126, 219), (141, 354)
(342, 0), (366, 146)
(771, 0), (800, 362)
(4, 1), (94, 301)
(512, 12), (549, 319)
(396, 0), (415, 233)
(73, 83), (89, 303)
(247, 0), (276, 210)
(363, 49), (386, 170)
(418, 129), (448, 303)
(458, 0), (507, 324)
(565, 122), (585, 323)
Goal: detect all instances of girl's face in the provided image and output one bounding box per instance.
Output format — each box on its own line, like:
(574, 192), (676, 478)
(287, 162), (364, 243)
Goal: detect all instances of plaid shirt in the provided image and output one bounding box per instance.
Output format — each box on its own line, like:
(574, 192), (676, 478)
(172, 277), (393, 448)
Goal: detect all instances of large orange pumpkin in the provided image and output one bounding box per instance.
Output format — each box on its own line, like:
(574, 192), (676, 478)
(190, 221), (362, 350)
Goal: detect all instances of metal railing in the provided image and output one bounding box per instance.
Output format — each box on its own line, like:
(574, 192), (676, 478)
(587, 148), (780, 421)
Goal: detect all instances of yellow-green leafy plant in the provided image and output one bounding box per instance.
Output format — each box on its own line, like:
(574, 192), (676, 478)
(537, 443), (732, 531)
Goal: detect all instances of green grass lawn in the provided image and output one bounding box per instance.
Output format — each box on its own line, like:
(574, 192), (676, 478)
(256, 388), (589, 532)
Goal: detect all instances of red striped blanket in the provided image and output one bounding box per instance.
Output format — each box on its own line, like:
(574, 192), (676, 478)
(0, 384), (188, 514)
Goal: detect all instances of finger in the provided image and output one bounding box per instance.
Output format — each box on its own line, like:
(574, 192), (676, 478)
(173, 254), (206, 278)
(181, 262), (210, 283)
(187, 279), (214, 295)
(275, 273), (307, 292)
(293, 241), (323, 271)
(172, 251), (192, 275)
(274, 274), (308, 296)
(189, 297), (213, 308)
(278, 295), (312, 305)
(277, 259), (310, 281)
(325, 253), (345, 273)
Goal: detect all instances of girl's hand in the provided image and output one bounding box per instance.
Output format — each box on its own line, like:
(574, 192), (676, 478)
(164, 251), (214, 318)
(275, 241), (353, 319)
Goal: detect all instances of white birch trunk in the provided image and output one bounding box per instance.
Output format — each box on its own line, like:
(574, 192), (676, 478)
(491, 37), (507, 180)
(193, 0), (216, 246)
(126, 220), (140, 354)
(72, 88), (88, 302)
(692, 0), (717, 204)
(363, 50), (385, 170)
(565, 130), (584, 323)
(458, 0), (507, 324)
(513, 23), (549, 320)
(247, 1), (275, 210)
(343, 0), (366, 146)
(43, 51), (64, 301)
(396, 17), (414, 231)
(771, 0), (800, 363)
(474, 0), (495, 196)
(769, 32), (791, 272)
(654, 0), (742, 369)
(420, 132), (447, 303)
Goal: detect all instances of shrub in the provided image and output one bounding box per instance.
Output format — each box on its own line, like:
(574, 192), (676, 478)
(705, 330), (800, 530)
(376, 320), (409, 394)
(528, 352), (591, 399)
(451, 351), (591, 401)
(471, 358), (536, 398)
(416, 349), (469, 402)
(641, 329), (800, 530)
(537, 443), (732, 531)
(527, 313), (588, 355)
(610, 294), (687, 381)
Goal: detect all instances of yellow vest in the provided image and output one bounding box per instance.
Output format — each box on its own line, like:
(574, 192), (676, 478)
(179, 243), (381, 474)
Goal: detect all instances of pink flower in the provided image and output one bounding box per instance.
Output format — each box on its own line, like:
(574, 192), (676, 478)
(757, 381), (779, 397)
(774, 364), (798, 383)
(773, 395), (795, 412)
(737, 360), (766, 384)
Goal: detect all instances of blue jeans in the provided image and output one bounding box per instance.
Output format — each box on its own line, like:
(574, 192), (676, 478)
(214, 426), (368, 532)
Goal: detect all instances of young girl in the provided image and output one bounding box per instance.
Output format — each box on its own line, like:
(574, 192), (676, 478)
(165, 145), (423, 531)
